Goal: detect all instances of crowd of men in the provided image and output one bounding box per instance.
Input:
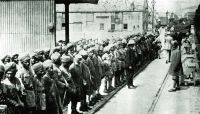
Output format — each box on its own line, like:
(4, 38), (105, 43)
(0, 33), (161, 114)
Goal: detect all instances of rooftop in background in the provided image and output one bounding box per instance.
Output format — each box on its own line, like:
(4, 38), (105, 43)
(56, 0), (146, 12)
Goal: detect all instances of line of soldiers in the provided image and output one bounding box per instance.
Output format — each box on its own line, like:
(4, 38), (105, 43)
(0, 33), (160, 114)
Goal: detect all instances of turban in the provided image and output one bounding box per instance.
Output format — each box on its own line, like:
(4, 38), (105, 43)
(50, 52), (61, 62)
(74, 54), (82, 60)
(79, 50), (88, 56)
(66, 42), (75, 50)
(5, 62), (17, 73)
(87, 47), (95, 53)
(127, 39), (136, 45)
(62, 46), (68, 53)
(76, 45), (83, 53)
(19, 53), (31, 62)
(1, 55), (11, 62)
(61, 54), (71, 63)
(103, 46), (110, 52)
(43, 60), (53, 70)
(34, 50), (44, 55)
(49, 46), (61, 56)
(32, 62), (43, 73)
(12, 54), (19, 58)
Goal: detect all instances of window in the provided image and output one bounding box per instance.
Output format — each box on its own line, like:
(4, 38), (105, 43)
(133, 25), (135, 29)
(61, 23), (65, 30)
(111, 24), (115, 30)
(137, 25), (140, 28)
(100, 23), (104, 30)
(123, 24), (128, 29)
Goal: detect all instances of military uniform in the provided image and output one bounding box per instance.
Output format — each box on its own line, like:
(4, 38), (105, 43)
(2, 62), (24, 114)
(125, 40), (137, 89)
(43, 60), (63, 114)
(32, 63), (46, 114)
(69, 59), (84, 114)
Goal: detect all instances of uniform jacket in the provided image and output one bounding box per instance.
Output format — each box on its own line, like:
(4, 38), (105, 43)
(43, 74), (63, 114)
(2, 77), (23, 114)
(85, 57), (97, 82)
(16, 67), (36, 108)
(80, 61), (93, 95)
(125, 48), (138, 68)
(69, 63), (84, 100)
(34, 76), (46, 110)
(69, 63), (84, 88)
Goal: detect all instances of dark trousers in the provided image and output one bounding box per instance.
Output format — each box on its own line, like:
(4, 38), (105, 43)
(80, 85), (87, 108)
(126, 68), (134, 86)
(115, 70), (122, 86)
(71, 97), (78, 112)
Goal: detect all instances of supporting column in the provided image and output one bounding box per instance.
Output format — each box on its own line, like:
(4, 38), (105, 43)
(65, 2), (69, 43)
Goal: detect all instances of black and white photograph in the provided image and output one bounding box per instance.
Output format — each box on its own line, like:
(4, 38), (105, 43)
(0, 0), (200, 114)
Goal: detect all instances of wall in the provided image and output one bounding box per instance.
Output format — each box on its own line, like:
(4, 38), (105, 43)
(56, 11), (143, 42)
(0, 0), (55, 56)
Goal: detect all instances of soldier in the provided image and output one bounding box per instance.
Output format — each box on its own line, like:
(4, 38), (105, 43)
(113, 42), (122, 87)
(2, 62), (24, 114)
(59, 55), (76, 110)
(91, 48), (103, 100)
(118, 41), (126, 83)
(32, 63), (46, 114)
(85, 49), (97, 106)
(79, 50), (93, 111)
(43, 60), (63, 114)
(109, 44), (116, 91)
(0, 64), (6, 105)
(69, 54), (84, 114)
(96, 45), (104, 98)
(17, 53), (36, 114)
(102, 46), (112, 93)
(51, 52), (68, 107)
(125, 39), (137, 89)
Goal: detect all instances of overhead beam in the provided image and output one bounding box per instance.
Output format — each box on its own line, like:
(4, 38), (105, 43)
(55, 0), (98, 4)
(55, 0), (99, 43)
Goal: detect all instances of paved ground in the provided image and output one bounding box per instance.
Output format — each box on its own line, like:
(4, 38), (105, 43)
(153, 74), (200, 114)
(95, 58), (170, 114)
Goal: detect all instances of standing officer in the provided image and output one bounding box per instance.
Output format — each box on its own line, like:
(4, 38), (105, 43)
(125, 39), (137, 89)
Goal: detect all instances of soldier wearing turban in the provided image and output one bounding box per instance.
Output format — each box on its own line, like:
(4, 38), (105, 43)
(43, 60), (63, 114)
(69, 54), (84, 114)
(59, 55), (76, 109)
(2, 62), (24, 114)
(32, 62), (46, 114)
(79, 50), (93, 111)
(17, 53), (37, 113)
(1, 55), (11, 65)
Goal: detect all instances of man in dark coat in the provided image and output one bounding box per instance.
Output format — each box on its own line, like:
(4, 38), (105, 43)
(125, 39), (137, 89)
(69, 54), (84, 114)
(168, 41), (183, 92)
